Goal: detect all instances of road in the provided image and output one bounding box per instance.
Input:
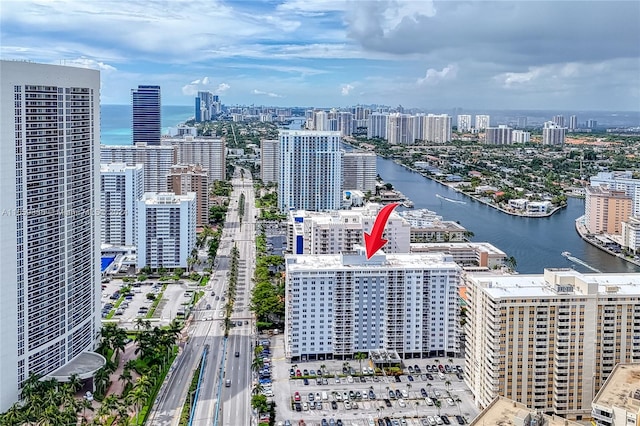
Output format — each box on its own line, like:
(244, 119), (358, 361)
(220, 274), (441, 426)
(148, 166), (258, 426)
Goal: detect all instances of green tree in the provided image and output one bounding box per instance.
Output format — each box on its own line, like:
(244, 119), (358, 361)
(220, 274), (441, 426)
(251, 394), (269, 415)
(355, 352), (368, 374)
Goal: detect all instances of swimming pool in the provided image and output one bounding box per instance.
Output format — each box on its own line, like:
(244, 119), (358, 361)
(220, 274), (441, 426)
(101, 256), (116, 272)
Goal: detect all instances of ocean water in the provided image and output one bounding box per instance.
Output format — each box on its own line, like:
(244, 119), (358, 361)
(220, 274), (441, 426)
(100, 104), (193, 145)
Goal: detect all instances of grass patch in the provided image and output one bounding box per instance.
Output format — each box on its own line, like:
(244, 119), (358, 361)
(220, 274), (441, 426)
(146, 283), (168, 319)
(199, 275), (210, 287)
(105, 295), (125, 320)
(178, 356), (204, 425)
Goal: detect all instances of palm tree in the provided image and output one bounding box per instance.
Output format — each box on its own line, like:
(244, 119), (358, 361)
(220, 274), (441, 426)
(127, 384), (149, 426)
(119, 368), (134, 393)
(444, 380), (451, 392)
(252, 382), (264, 395)
(454, 397), (463, 416)
(434, 399), (442, 416)
(67, 373), (83, 393)
(97, 394), (119, 422)
(1, 402), (25, 425)
(354, 352), (367, 374)
(251, 356), (264, 373)
(79, 397), (94, 423)
(94, 367), (111, 397)
(506, 255), (517, 270)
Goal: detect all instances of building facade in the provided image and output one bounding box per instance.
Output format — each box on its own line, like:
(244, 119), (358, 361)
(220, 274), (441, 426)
(100, 163), (144, 246)
(464, 268), (640, 420)
(167, 164), (209, 227)
(457, 114), (472, 132)
(512, 130), (531, 144)
(260, 139), (279, 184)
(542, 121), (566, 145)
(591, 171), (640, 217)
(422, 114), (452, 143)
(387, 113), (413, 144)
(285, 249), (461, 361)
(475, 115), (490, 130)
(287, 205), (411, 255)
(367, 112), (388, 139)
(585, 186), (632, 234)
(131, 85), (161, 145)
(101, 143), (176, 192)
(485, 125), (513, 145)
(137, 192), (196, 269)
(592, 363), (640, 426)
(342, 151), (377, 193)
(621, 216), (640, 254)
(163, 136), (226, 183)
(0, 61), (102, 411)
(278, 130), (343, 212)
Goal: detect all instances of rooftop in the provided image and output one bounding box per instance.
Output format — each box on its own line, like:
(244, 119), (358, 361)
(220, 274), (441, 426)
(593, 363), (640, 414)
(470, 396), (583, 426)
(46, 352), (106, 381)
(411, 241), (507, 256)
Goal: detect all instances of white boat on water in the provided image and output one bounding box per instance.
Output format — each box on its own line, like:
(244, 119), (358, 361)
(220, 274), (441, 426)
(561, 251), (571, 257)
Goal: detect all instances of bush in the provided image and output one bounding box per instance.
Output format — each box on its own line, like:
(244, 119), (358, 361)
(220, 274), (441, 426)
(146, 293), (156, 301)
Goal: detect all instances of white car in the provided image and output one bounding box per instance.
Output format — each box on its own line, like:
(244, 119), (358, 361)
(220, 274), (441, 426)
(398, 398), (406, 408)
(447, 397), (455, 406)
(347, 375), (354, 383)
(425, 397), (434, 406)
(401, 389), (408, 398)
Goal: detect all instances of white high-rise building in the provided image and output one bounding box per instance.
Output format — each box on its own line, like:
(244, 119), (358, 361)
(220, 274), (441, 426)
(464, 268), (640, 419)
(553, 114), (566, 127)
(457, 114), (472, 132)
(423, 114), (452, 143)
(0, 61), (104, 411)
(386, 113), (413, 144)
(137, 192), (196, 269)
(512, 129), (531, 143)
(288, 205), (411, 255)
(475, 114), (490, 130)
(314, 110), (329, 131)
(284, 248), (461, 361)
(337, 111), (354, 137)
(278, 130), (343, 212)
(591, 171), (640, 217)
(569, 115), (578, 130)
(484, 125), (513, 145)
(342, 152), (377, 193)
(542, 121), (566, 145)
(101, 143), (176, 192)
(162, 136), (226, 183)
(100, 163), (144, 246)
(367, 112), (388, 139)
(260, 139), (279, 184)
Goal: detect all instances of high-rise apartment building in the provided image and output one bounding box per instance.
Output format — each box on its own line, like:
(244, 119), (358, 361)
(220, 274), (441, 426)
(621, 216), (640, 254)
(100, 163), (144, 246)
(464, 268), (640, 420)
(422, 114), (452, 143)
(167, 165), (209, 227)
(131, 85), (161, 145)
(278, 130), (343, 212)
(342, 151), (377, 193)
(285, 248), (461, 361)
(194, 90), (220, 122)
(387, 113), (413, 144)
(569, 115), (578, 130)
(0, 61), (103, 411)
(542, 121), (566, 145)
(587, 119), (598, 129)
(484, 125), (513, 145)
(591, 171), (640, 217)
(137, 192), (196, 269)
(552, 114), (566, 127)
(313, 110), (329, 131)
(471, 397), (584, 426)
(367, 112), (388, 139)
(260, 139), (279, 184)
(101, 143), (176, 192)
(592, 363), (640, 426)
(475, 114), (490, 130)
(457, 114), (472, 132)
(337, 111), (353, 137)
(162, 136), (225, 183)
(288, 205), (411, 255)
(512, 130), (531, 144)
(585, 186), (633, 234)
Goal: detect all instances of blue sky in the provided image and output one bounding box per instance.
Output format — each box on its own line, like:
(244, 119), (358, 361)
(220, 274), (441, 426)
(1, 0), (639, 110)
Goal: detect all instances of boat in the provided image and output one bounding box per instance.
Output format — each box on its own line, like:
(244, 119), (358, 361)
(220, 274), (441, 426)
(402, 200), (414, 208)
(436, 194), (467, 204)
(561, 251), (571, 257)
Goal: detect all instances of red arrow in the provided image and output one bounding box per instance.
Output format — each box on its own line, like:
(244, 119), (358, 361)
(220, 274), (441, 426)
(364, 203), (399, 259)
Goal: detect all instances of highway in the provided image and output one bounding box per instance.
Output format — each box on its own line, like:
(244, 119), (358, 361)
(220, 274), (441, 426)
(148, 167), (258, 426)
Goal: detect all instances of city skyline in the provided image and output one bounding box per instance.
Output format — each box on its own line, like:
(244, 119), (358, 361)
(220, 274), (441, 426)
(1, 1), (639, 110)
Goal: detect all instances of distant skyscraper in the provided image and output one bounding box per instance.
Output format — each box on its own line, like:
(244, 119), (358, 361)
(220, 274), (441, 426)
(422, 114), (452, 143)
(457, 114), (472, 132)
(512, 130), (531, 144)
(163, 136), (226, 183)
(314, 110), (329, 131)
(587, 119), (598, 129)
(278, 130), (343, 212)
(542, 121), (566, 145)
(569, 115), (578, 130)
(516, 116), (528, 128)
(0, 61), (103, 411)
(132, 85), (161, 145)
(474, 114), (490, 130)
(260, 139), (279, 184)
(485, 125), (513, 145)
(342, 151), (377, 192)
(101, 163), (144, 246)
(337, 111), (354, 137)
(552, 115), (565, 127)
(386, 113), (413, 144)
(367, 112), (388, 139)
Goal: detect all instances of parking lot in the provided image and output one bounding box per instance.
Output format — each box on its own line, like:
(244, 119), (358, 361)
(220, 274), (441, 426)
(265, 335), (479, 426)
(100, 278), (200, 328)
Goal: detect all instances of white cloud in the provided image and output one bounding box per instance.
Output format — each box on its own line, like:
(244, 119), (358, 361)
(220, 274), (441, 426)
(495, 61), (613, 89)
(182, 77), (229, 96)
(417, 64), (458, 85)
(252, 89), (283, 98)
(341, 84), (354, 96)
(63, 57), (117, 72)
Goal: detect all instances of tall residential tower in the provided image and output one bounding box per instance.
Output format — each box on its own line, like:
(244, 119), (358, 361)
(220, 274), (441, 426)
(132, 85), (161, 145)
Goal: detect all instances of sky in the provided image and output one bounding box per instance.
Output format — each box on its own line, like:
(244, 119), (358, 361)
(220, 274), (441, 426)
(1, 0), (639, 111)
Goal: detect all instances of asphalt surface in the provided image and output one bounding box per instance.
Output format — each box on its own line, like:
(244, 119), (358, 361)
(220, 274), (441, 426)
(148, 167), (258, 426)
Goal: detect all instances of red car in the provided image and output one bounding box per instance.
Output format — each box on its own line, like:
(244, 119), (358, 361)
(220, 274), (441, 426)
(438, 364), (445, 373)
(296, 369), (302, 377)
(294, 391), (301, 402)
